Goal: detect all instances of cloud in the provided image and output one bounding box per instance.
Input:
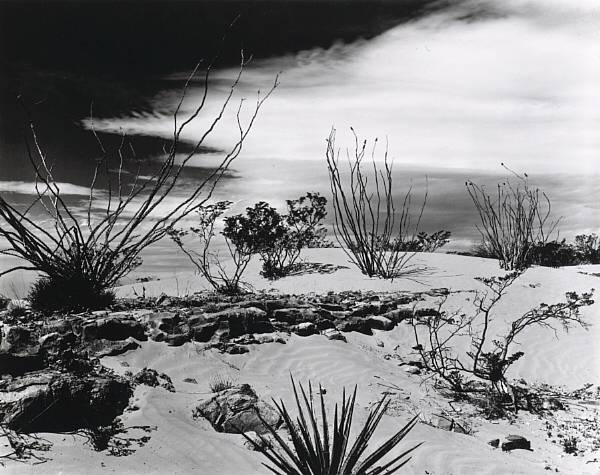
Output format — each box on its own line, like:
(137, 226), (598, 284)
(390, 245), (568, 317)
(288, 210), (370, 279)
(87, 0), (599, 176)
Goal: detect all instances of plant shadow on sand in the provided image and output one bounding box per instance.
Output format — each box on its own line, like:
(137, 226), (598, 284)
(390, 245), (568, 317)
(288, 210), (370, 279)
(286, 261), (350, 276)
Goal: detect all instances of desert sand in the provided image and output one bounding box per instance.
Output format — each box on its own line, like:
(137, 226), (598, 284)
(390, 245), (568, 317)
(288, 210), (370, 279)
(5, 249), (600, 474)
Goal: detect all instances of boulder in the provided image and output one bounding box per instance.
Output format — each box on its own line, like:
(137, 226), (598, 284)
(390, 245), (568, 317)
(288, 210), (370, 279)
(1, 325), (31, 352)
(315, 319), (335, 330)
(143, 312), (179, 331)
(149, 329), (167, 342)
(189, 321), (220, 342)
(131, 368), (175, 392)
(382, 306), (414, 323)
(367, 315), (395, 331)
(39, 331), (77, 356)
(82, 317), (146, 342)
(0, 348), (44, 376)
(322, 328), (346, 342)
(350, 303), (380, 318)
(336, 317), (372, 335)
(293, 322), (317, 337)
(194, 384), (281, 434)
(0, 371), (132, 433)
(207, 307), (273, 337)
(414, 307), (441, 318)
(501, 435), (531, 452)
(272, 308), (318, 324)
(165, 333), (189, 347)
(89, 337), (140, 358)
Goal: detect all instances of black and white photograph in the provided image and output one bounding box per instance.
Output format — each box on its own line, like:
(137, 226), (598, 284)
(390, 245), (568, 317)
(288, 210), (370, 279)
(0, 0), (599, 473)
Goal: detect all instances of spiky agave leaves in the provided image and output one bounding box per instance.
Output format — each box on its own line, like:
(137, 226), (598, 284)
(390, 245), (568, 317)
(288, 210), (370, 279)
(240, 377), (422, 475)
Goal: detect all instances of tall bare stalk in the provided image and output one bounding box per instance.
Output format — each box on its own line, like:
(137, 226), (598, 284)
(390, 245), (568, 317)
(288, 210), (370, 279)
(466, 166), (559, 270)
(325, 127), (427, 279)
(0, 54), (278, 308)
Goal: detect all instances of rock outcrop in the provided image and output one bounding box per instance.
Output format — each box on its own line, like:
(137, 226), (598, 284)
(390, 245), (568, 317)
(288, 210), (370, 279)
(193, 384), (281, 434)
(0, 370), (132, 433)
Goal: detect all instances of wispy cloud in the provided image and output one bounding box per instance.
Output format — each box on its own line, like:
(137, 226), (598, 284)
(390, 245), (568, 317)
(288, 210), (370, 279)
(86, 0), (599, 176)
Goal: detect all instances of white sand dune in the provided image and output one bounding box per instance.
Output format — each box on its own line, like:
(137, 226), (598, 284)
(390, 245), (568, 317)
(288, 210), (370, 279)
(7, 250), (600, 474)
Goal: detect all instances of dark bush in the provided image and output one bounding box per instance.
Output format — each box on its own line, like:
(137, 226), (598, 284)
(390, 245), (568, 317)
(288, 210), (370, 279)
(472, 234), (600, 268)
(527, 240), (579, 268)
(387, 230), (451, 253)
(28, 276), (115, 314)
(574, 233), (600, 264)
(223, 193), (327, 279)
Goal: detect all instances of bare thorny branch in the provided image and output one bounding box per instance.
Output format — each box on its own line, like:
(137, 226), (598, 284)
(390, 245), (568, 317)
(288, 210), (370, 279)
(466, 164), (560, 270)
(0, 52), (279, 296)
(325, 127), (427, 279)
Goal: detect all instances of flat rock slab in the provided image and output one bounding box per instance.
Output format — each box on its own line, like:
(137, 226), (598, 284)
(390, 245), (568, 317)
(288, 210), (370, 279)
(194, 384), (281, 435)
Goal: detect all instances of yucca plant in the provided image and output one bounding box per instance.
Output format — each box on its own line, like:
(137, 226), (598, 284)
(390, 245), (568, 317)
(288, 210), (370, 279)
(241, 378), (422, 474)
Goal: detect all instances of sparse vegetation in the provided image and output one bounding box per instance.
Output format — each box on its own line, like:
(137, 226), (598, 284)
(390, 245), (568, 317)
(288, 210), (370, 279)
(0, 424), (51, 465)
(562, 436), (578, 455)
(169, 201), (254, 295)
(223, 193), (327, 279)
(413, 271), (594, 416)
(0, 58), (277, 313)
(171, 193), (327, 287)
(466, 167), (559, 270)
(326, 127), (430, 279)
(240, 377), (421, 474)
(384, 230), (451, 253)
(209, 373), (236, 393)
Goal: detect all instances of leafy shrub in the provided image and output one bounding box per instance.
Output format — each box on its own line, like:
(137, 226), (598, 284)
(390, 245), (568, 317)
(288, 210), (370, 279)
(522, 234), (600, 268)
(386, 230), (451, 253)
(527, 240), (579, 268)
(224, 193), (327, 279)
(28, 275), (115, 314)
(574, 233), (600, 264)
(241, 377), (421, 474)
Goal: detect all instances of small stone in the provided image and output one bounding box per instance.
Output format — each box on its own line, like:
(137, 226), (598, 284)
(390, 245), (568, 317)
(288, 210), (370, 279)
(502, 435), (531, 452)
(488, 439), (500, 448)
(255, 334), (275, 344)
(404, 366), (421, 375)
(165, 333), (189, 347)
(414, 307), (440, 318)
(376, 340), (384, 348)
(183, 378), (198, 384)
(322, 328), (347, 342)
